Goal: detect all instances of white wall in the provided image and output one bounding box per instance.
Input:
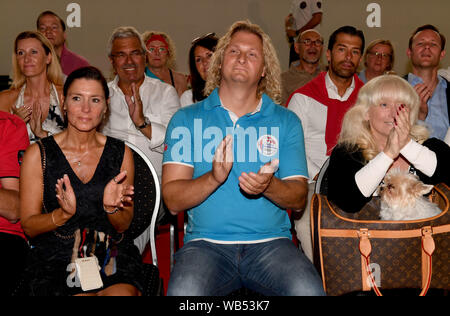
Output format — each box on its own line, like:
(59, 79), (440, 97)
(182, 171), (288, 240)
(0, 0), (448, 79)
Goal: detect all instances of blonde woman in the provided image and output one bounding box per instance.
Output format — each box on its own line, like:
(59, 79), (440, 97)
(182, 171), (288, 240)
(0, 31), (64, 142)
(359, 39), (395, 83)
(142, 31), (188, 97)
(328, 75), (449, 213)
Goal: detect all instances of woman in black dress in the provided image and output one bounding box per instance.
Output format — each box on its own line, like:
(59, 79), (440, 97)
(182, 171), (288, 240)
(19, 67), (143, 296)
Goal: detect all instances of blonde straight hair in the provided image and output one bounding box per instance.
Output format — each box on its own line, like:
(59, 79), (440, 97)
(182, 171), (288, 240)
(204, 20), (282, 103)
(338, 75), (429, 161)
(11, 31), (63, 89)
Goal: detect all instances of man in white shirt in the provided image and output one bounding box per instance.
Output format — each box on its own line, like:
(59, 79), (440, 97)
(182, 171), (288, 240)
(287, 25), (365, 261)
(102, 26), (180, 180)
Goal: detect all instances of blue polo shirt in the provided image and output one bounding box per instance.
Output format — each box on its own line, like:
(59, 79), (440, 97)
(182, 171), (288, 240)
(163, 88), (308, 243)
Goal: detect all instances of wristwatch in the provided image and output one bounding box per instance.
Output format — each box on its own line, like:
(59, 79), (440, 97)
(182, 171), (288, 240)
(136, 117), (150, 130)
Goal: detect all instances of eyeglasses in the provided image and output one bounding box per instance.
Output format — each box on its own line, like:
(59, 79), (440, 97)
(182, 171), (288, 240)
(298, 39), (323, 47)
(368, 51), (392, 60)
(192, 32), (216, 45)
(147, 46), (168, 54)
(111, 51), (145, 61)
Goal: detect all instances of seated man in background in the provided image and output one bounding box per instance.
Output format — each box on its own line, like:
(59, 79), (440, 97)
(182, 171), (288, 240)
(37, 11), (90, 77)
(406, 24), (449, 141)
(163, 20), (324, 296)
(281, 29), (324, 105)
(102, 26), (180, 181)
(287, 25), (365, 261)
(0, 112), (29, 296)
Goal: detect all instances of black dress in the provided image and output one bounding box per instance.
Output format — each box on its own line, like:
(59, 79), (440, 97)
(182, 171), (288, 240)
(328, 138), (450, 214)
(21, 136), (143, 296)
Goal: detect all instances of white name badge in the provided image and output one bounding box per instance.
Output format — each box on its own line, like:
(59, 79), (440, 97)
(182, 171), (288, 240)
(75, 256), (103, 292)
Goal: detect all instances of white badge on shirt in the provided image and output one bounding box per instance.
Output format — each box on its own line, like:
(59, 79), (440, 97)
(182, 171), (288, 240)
(75, 256), (103, 292)
(257, 135), (279, 157)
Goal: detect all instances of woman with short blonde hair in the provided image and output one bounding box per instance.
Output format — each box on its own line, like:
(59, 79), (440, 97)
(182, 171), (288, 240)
(359, 39), (395, 83)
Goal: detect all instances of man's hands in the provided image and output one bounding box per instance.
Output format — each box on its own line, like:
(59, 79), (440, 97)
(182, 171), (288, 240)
(211, 136), (280, 196)
(238, 159), (279, 196)
(125, 83), (146, 127)
(413, 83), (432, 121)
(211, 135), (234, 185)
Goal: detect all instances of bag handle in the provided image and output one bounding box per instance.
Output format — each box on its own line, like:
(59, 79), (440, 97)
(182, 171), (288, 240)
(358, 227), (435, 296)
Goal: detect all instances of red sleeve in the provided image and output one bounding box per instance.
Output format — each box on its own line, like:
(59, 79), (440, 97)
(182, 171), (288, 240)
(0, 113), (30, 179)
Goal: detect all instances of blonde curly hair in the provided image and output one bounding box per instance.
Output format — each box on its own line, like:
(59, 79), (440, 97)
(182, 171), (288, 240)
(204, 20), (282, 103)
(338, 75), (430, 161)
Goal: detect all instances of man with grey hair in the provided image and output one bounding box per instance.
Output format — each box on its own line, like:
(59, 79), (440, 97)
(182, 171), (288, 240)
(101, 26), (180, 182)
(281, 29), (324, 105)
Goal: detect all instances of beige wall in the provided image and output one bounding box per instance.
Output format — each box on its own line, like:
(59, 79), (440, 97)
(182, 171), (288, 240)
(1, 0), (449, 80)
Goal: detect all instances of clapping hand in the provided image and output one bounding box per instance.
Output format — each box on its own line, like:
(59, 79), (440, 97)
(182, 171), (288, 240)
(29, 102), (47, 138)
(238, 159), (279, 196)
(211, 135), (233, 185)
(125, 83), (145, 127)
(384, 104), (411, 160)
(103, 171), (134, 213)
(13, 104), (32, 123)
(55, 174), (77, 219)
(413, 83), (432, 120)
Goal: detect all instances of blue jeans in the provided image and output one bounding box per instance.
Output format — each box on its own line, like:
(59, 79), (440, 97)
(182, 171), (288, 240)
(167, 239), (325, 296)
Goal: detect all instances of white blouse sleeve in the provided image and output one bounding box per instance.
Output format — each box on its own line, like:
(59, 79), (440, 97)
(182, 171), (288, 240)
(354, 151), (393, 197)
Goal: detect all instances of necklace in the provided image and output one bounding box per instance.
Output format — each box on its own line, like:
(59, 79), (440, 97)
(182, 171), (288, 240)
(70, 151), (89, 168)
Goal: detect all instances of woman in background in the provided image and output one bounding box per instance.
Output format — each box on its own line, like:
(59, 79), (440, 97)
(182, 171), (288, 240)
(143, 31), (188, 97)
(0, 31), (64, 142)
(180, 33), (218, 107)
(359, 39), (395, 83)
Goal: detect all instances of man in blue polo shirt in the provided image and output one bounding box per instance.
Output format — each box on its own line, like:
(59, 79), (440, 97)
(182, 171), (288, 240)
(162, 20), (324, 296)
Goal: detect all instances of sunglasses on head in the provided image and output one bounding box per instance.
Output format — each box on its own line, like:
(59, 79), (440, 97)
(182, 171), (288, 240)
(192, 32), (216, 45)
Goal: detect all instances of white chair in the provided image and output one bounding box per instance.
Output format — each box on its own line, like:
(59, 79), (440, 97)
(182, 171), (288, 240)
(125, 141), (162, 295)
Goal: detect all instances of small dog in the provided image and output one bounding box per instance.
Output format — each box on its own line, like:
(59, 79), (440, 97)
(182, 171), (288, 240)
(378, 170), (442, 221)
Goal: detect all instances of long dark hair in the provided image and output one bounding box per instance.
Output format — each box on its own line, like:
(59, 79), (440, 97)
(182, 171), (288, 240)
(188, 34), (218, 103)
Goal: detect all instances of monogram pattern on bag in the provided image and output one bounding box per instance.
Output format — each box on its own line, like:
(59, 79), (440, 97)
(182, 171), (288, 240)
(314, 183), (450, 296)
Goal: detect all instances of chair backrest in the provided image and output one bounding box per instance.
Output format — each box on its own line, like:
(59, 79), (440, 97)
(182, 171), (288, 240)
(124, 141), (161, 267)
(314, 158), (330, 195)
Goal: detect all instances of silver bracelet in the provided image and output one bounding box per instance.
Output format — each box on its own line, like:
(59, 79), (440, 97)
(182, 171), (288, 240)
(104, 207), (120, 215)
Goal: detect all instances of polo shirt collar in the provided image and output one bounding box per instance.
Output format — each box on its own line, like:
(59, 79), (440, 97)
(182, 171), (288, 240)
(203, 88), (275, 117)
